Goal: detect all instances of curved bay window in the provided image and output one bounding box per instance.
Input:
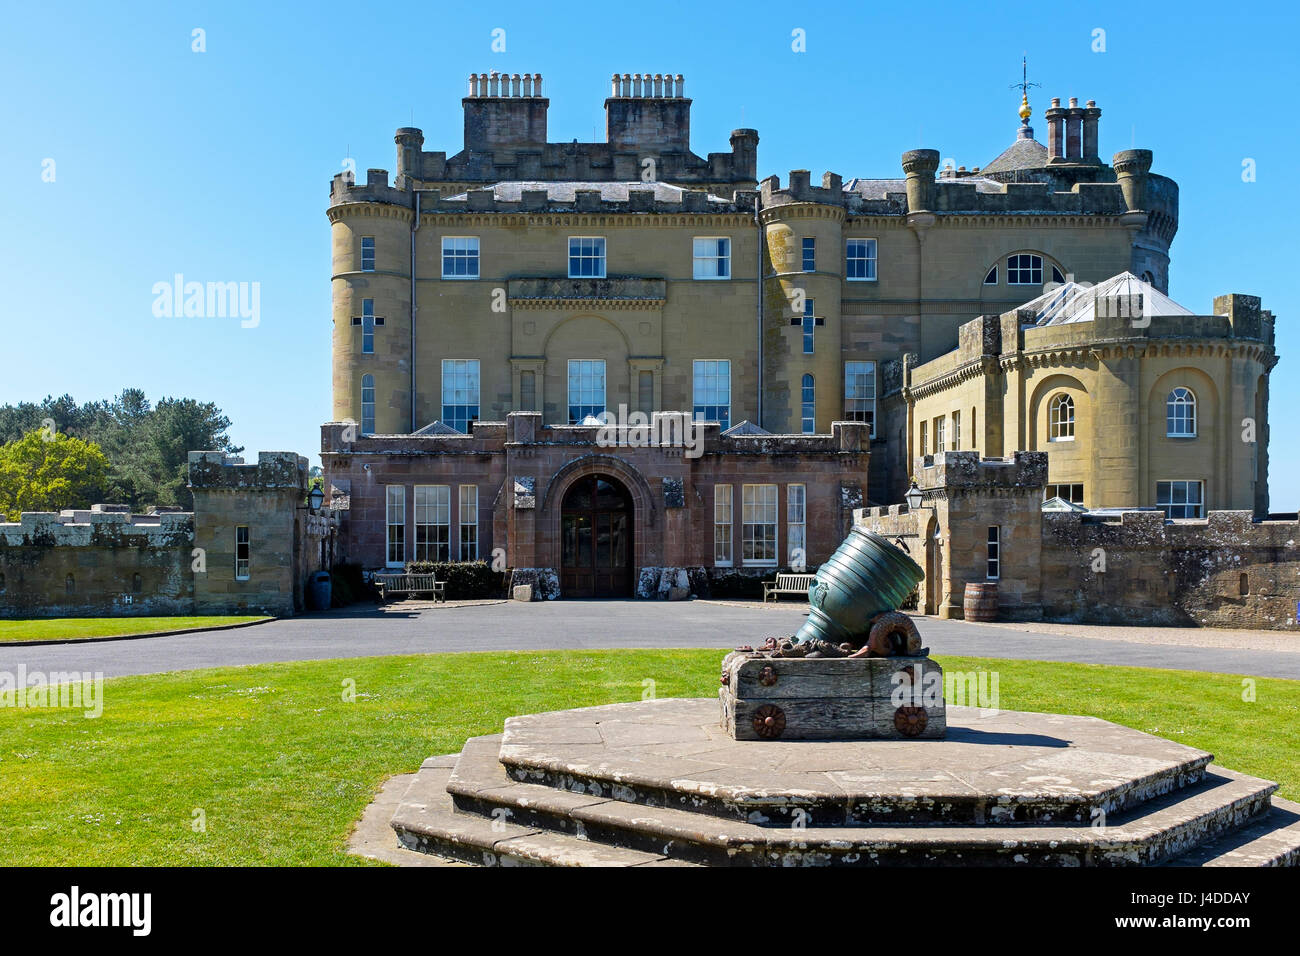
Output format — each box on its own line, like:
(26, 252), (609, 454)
(1049, 394), (1075, 441)
(1167, 387), (1197, 437)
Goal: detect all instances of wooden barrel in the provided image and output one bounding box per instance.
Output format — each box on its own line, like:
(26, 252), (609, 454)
(963, 582), (999, 622)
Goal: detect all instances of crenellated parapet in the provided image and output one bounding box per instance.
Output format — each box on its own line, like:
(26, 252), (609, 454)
(914, 451), (1049, 498)
(329, 177), (758, 219)
(0, 506), (193, 548)
(188, 451), (309, 493)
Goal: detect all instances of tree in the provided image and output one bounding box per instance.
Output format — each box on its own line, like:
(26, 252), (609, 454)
(0, 430), (110, 520)
(0, 390), (242, 511)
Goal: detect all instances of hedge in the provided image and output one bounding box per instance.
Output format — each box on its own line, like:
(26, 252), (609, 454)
(404, 560), (503, 599)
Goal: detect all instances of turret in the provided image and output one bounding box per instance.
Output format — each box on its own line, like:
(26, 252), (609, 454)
(901, 149), (940, 213)
(1113, 148), (1153, 212)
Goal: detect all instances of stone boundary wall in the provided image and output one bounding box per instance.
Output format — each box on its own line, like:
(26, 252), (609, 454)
(0, 452), (340, 621)
(0, 507), (194, 618)
(1041, 510), (1300, 629)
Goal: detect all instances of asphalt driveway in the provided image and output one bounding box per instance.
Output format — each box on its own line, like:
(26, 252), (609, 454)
(2, 600), (1299, 680)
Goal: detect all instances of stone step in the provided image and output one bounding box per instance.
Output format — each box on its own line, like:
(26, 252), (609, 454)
(1164, 796), (1300, 867)
(444, 736), (1282, 865)
(498, 699), (1216, 826)
(390, 756), (697, 867)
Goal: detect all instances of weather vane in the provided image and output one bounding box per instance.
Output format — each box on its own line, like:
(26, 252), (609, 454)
(1010, 55), (1040, 99)
(1010, 55), (1040, 122)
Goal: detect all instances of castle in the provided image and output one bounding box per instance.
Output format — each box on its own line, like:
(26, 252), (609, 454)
(1, 70), (1281, 622)
(320, 71), (1275, 599)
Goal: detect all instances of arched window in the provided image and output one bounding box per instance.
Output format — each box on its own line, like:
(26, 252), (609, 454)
(1049, 394), (1075, 441)
(132, 573), (143, 593)
(800, 374), (815, 434)
(1167, 387), (1196, 437)
(361, 374), (375, 435)
(65, 574), (75, 595)
(1007, 253), (1043, 285)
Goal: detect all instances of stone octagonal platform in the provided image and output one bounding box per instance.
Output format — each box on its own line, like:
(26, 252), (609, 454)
(388, 698), (1300, 867)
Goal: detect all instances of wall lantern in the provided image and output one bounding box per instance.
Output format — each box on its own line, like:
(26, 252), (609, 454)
(905, 481), (924, 512)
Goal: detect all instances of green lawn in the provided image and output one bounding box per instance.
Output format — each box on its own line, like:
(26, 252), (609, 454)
(0, 616), (269, 642)
(0, 650), (1295, 866)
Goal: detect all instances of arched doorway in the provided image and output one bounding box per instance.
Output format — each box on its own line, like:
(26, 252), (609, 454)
(561, 474), (633, 597)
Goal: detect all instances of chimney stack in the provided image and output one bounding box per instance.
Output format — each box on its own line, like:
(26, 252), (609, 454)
(605, 71), (691, 152)
(1065, 97), (1083, 159)
(462, 71), (549, 151)
(1082, 100), (1102, 164)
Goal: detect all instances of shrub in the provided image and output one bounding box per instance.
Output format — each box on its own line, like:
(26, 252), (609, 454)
(707, 566), (806, 600)
(404, 560), (503, 599)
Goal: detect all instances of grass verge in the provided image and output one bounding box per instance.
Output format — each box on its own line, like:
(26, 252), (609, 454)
(0, 650), (1293, 865)
(0, 616), (270, 642)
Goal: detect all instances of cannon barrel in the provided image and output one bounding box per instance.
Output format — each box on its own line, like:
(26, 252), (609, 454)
(794, 527), (924, 645)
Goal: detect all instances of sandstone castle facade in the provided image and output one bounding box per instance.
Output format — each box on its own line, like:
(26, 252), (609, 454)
(321, 71), (1274, 598)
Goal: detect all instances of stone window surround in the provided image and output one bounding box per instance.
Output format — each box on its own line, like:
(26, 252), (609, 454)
(1166, 386), (1198, 438)
(568, 236), (606, 279)
(846, 237), (878, 282)
(714, 484), (733, 567)
(442, 236), (480, 279)
(692, 236), (731, 280)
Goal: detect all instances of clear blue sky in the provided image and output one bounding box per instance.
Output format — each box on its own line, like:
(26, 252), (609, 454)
(4, 1), (1298, 505)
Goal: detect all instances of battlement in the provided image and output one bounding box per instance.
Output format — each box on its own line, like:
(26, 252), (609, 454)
(188, 450), (308, 492)
(0, 507), (193, 547)
(330, 177), (758, 216)
(915, 451), (1049, 493)
(761, 166), (1133, 219)
(322, 414), (868, 457)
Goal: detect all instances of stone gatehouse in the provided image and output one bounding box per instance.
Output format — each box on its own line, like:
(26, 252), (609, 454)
(857, 451), (1300, 630)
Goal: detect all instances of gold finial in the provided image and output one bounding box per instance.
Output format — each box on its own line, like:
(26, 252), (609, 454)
(1019, 93), (1032, 122)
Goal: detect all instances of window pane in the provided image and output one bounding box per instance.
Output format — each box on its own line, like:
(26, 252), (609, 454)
(442, 237), (480, 279)
(846, 239), (877, 280)
(692, 359), (730, 430)
(441, 360), (480, 433)
(568, 359), (607, 423)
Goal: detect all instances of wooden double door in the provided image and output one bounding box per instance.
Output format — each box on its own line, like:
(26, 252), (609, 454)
(560, 475), (633, 598)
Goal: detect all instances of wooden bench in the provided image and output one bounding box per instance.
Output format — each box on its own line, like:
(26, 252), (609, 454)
(374, 572), (445, 604)
(763, 572), (816, 603)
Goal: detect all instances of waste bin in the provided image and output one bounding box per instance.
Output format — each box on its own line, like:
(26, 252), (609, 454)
(310, 571), (332, 611)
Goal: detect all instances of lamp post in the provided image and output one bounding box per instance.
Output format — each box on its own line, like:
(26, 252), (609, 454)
(303, 485), (325, 513)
